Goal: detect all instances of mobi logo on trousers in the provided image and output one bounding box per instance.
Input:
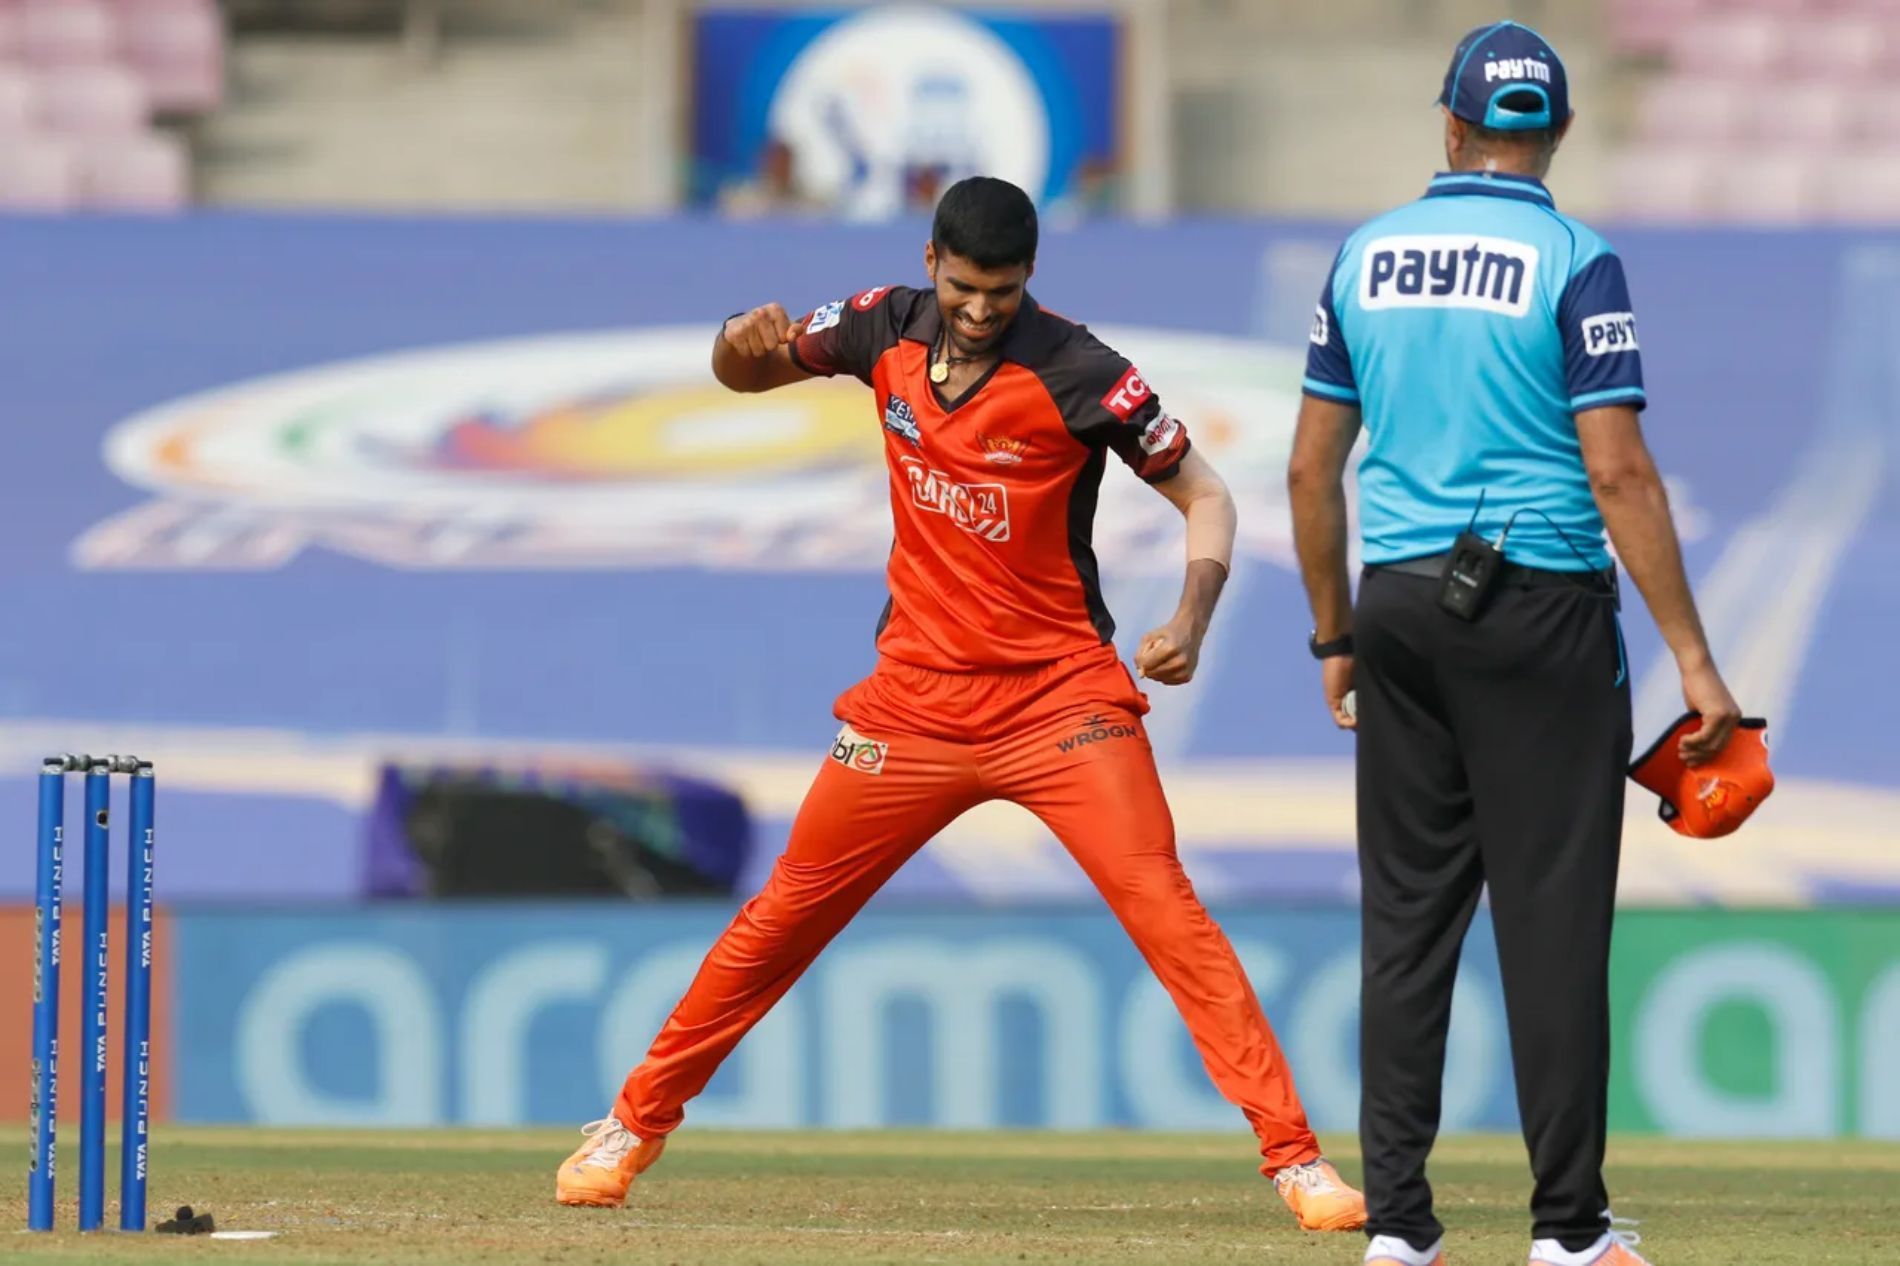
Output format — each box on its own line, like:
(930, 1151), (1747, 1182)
(899, 457), (1010, 542)
(1359, 235), (1539, 317)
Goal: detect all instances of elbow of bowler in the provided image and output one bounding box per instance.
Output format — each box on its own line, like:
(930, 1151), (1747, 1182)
(711, 365), (760, 394)
(1197, 490), (1237, 526)
(1196, 477), (1236, 515)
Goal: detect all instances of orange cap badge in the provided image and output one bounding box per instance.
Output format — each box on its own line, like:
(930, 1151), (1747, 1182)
(1628, 713), (1774, 838)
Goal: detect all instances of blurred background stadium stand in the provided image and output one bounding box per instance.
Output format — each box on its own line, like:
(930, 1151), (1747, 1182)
(0, 0), (219, 209)
(1, 0), (1897, 1139)
(1609, 0), (1900, 221)
(16, 0), (1900, 220)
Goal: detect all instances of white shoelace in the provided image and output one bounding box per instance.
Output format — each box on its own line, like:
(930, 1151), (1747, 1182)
(1276, 1160), (1337, 1193)
(575, 1117), (636, 1171)
(1534, 1216), (1648, 1266)
(1606, 1214), (1649, 1262)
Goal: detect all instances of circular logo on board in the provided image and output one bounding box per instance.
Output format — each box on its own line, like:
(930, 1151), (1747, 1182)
(79, 324), (1306, 573)
(766, 7), (1051, 219)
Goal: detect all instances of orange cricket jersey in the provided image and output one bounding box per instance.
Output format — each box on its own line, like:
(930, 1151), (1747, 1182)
(790, 285), (1191, 671)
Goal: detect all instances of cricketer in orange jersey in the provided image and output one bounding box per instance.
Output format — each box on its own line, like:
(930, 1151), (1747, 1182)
(555, 177), (1364, 1234)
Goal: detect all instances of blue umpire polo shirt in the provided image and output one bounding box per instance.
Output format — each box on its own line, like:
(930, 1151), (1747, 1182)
(1303, 170), (1646, 571)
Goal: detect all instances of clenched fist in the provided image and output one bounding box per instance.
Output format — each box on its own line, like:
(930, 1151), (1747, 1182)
(722, 304), (805, 358)
(1135, 619), (1203, 686)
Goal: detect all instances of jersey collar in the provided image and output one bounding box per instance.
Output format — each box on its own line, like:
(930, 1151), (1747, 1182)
(1422, 170), (1555, 207)
(902, 292), (1043, 364)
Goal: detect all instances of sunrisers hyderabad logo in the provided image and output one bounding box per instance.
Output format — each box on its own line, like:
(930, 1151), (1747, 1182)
(1696, 777), (1737, 811)
(977, 434), (1027, 465)
(76, 325), (1309, 572)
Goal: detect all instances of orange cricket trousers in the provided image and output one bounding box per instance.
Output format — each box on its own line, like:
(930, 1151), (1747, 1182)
(614, 644), (1321, 1173)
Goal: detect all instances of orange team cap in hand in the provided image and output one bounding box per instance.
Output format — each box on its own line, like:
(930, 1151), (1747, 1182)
(1628, 712), (1774, 839)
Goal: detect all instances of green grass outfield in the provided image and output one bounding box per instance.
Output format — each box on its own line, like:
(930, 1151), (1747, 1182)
(2, 1128), (1898, 1264)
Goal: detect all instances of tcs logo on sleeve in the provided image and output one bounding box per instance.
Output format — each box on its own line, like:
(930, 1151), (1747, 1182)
(1359, 235), (1539, 317)
(1101, 365), (1150, 420)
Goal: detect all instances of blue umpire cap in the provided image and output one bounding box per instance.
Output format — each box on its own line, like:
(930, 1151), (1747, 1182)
(1438, 20), (1571, 131)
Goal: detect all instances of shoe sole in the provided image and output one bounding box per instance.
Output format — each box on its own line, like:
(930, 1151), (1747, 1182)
(1299, 1208), (1369, 1232)
(556, 1192), (626, 1208)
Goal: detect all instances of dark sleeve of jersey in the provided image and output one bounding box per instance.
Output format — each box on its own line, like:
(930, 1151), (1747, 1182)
(1048, 329), (1192, 483)
(1302, 257), (1358, 403)
(787, 285), (906, 386)
(1558, 252), (1647, 413)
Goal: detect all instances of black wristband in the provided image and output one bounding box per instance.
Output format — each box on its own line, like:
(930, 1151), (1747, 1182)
(1309, 631), (1354, 660)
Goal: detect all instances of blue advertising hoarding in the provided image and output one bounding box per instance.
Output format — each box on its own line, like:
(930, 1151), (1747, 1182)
(171, 904), (1900, 1137)
(172, 904), (1511, 1131)
(0, 212), (1893, 909)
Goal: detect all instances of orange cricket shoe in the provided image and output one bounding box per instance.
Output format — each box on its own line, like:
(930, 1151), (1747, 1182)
(1272, 1158), (1367, 1231)
(1364, 1234), (1446, 1265)
(554, 1116), (667, 1208)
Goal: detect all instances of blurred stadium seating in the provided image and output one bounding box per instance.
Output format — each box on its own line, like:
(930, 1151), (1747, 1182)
(0, 0), (220, 211)
(6, 0), (1898, 225)
(1612, 0), (1900, 221)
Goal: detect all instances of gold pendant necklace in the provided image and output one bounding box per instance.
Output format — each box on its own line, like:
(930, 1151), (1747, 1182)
(931, 326), (953, 383)
(932, 326), (979, 385)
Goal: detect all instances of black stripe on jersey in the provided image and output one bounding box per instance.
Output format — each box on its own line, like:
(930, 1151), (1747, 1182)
(1066, 444), (1116, 645)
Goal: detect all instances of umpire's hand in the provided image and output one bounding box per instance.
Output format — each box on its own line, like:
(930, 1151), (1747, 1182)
(1678, 658), (1741, 765)
(1322, 656), (1356, 730)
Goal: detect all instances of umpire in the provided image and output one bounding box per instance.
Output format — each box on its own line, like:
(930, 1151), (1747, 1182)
(1286, 21), (1742, 1266)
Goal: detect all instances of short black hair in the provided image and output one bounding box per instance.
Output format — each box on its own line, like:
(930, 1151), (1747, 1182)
(931, 176), (1038, 270)
(1467, 118), (1564, 160)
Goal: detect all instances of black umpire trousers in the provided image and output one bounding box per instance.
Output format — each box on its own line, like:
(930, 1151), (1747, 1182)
(1354, 564), (1632, 1253)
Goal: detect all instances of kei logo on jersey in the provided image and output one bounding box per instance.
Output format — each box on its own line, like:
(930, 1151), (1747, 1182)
(883, 394), (922, 446)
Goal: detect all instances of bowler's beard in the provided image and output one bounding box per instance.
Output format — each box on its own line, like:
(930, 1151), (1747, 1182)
(944, 312), (1009, 357)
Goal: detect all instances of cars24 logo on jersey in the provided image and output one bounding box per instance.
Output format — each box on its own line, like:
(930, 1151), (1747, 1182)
(900, 456), (1010, 542)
